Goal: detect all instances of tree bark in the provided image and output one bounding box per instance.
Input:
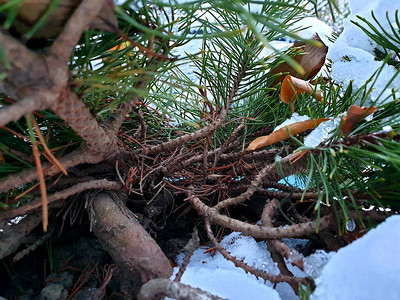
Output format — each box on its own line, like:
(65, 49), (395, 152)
(90, 193), (172, 285)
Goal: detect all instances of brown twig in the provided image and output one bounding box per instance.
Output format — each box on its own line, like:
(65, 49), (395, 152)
(188, 192), (334, 239)
(0, 97), (47, 126)
(213, 153), (307, 211)
(0, 149), (100, 192)
(0, 179), (122, 221)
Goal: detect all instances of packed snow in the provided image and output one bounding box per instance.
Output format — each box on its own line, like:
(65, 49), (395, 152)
(172, 215), (400, 299)
(311, 215), (400, 300)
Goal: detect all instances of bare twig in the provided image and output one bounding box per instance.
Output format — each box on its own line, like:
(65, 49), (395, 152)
(0, 179), (122, 221)
(0, 149), (100, 192)
(0, 97), (47, 126)
(212, 123), (244, 168)
(213, 153), (307, 211)
(188, 192), (334, 239)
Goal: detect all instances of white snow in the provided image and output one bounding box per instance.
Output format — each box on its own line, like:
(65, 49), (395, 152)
(171, 232), (283, 300)
(172, 216), (400, 300)
(274, 113), (311, 131)
(311, 215), (400, 300)
(289, 17), (334, 45)
(327, 0), (400, 104)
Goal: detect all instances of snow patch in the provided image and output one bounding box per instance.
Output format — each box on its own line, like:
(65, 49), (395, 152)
(327, 0), (400, 105)
(311, 215), (400, 300)
(274, 113), (310, 131)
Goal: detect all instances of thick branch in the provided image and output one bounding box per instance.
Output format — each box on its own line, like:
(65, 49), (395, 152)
(50, 0), (107, 65)
(50, 88), (118, 157)
(90, 193), (172, 282)
(0, 31), (51, 99)
(0, 179), (122, 221)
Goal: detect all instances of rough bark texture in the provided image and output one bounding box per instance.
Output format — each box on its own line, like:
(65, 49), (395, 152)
(91, 193), (172, 284)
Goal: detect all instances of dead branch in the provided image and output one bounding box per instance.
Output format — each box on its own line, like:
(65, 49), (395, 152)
(212, 123), (244, 168)
(174, 229), (200, 283)
(0, 149), (99, 192)
(138, 278), (226, 300)
(50, 0), (107, 65)
(0, 179), (122, 221)
(213, 154), (308, 211)
(261, 198), (304, 295)
(205, 221), (309, 287)
(188, 193), (334, 239)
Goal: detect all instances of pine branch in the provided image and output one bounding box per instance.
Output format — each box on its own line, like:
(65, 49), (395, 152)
(50, 88), (118, 157)
(146, 64), (245, 156)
